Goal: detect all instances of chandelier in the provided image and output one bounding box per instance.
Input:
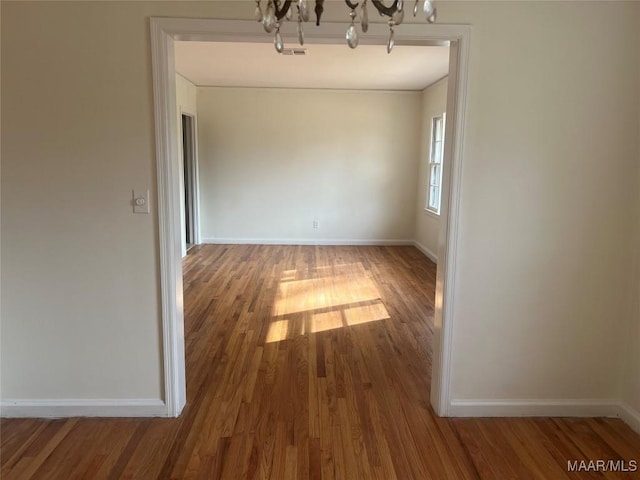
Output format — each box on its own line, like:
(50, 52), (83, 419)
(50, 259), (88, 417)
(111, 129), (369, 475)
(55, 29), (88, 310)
(255, 0), (437, 54)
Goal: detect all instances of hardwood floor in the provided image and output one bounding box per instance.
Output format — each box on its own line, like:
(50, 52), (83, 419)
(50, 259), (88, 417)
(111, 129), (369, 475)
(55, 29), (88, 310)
(2, 245), (639, 479)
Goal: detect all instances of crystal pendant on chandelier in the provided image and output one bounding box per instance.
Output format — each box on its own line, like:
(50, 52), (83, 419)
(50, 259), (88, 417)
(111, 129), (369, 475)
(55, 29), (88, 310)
(392, 7), (405, 25)
(299, 0), (310, 22)
(361, 0), (369, 33)
(346, 24), (358, 49)
(274, 25), (284, 53)
(297, 19), (305, 45)
(346, 10), (358, 49)
(263, 2), (277, 32)
(423, 0), (436, 23)
(253, 0), (437, 51)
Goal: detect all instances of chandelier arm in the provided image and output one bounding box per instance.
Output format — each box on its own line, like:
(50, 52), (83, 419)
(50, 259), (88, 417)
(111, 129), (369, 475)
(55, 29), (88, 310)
(345, 0), (360, 10)
(315, 0), (325, 26)
(274, 0), (293, 20)
(370, 0), (399, 17)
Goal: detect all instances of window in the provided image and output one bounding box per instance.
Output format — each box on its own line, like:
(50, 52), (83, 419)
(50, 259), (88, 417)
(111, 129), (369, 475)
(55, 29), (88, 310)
(426, 114), (445, 214)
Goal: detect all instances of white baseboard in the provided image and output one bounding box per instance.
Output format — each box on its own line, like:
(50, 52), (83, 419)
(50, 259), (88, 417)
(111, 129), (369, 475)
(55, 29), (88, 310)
(413, 240), (438, 263)
(202, 237), (415, 246)
(448, 398), (621, 418)
(449, 398), (640, 434)
(617, 401), (640, 434)
(0, 398), (167, 418)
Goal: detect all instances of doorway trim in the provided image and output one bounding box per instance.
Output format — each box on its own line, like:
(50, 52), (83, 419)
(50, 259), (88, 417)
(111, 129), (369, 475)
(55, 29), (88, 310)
(150, 17), (471, 417)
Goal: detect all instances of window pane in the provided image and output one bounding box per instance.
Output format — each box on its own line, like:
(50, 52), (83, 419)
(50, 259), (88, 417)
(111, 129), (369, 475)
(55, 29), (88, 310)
(427, 114), (445, 214)
(433, 141), (443, 164)
(429, 186), (437, 209)
(435, 117), (443, 140)
(431, 165), (441, 187)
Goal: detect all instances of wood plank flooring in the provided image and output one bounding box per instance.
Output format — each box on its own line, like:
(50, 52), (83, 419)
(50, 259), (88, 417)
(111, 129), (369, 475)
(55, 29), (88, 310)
(2, 245), (639, 479)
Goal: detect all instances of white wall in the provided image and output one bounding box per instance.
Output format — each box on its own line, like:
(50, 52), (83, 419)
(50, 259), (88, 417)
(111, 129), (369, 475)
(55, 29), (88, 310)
(439, 2), (640, 410)
(622, 234), (640, 422)
(415, 77), (447, 262)
(176, 73), (197, 117)
(1, 1), (172, 403)
(621, 25), (640, 424)
(1, 1), (639, 427)
(175, 73), (197, 256)
(196, 87), (421, 243)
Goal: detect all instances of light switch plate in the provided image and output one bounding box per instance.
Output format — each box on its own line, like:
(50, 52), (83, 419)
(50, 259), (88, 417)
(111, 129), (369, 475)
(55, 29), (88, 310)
(133, 189), (149, 214)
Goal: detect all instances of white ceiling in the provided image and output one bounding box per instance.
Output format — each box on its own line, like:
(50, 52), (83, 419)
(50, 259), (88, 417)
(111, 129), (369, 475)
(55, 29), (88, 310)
(174, 41), (449, 91)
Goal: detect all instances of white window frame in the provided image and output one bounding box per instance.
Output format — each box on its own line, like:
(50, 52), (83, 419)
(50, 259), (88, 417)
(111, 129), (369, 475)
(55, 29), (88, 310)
(426, 113), (446, 215)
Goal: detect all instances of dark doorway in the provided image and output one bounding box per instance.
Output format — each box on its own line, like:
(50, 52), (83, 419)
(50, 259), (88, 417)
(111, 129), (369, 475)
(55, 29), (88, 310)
(181, 113), (197, 249)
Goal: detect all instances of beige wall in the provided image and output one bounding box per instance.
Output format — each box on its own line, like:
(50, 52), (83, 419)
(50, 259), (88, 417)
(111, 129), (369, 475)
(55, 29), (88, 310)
(415, 77), (447, 261)
(621, 23), (640, 416)
(440, 1), (640, 403)
(196, 87), (420, 243)
(623, 238), (640, 414)
(0, 1), (172, 400)
(175, 73), (197, 256)
(176, 74), (197, 117)
(1, 0), (639, 425)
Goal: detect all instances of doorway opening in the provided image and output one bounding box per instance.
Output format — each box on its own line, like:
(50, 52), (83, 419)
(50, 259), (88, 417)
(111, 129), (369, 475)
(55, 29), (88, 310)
(151, 18), (470, 418)
(181, 113), (198, 252)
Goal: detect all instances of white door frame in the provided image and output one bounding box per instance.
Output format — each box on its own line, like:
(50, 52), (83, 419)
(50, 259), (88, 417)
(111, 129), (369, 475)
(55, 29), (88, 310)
(150, 17), (471, 417)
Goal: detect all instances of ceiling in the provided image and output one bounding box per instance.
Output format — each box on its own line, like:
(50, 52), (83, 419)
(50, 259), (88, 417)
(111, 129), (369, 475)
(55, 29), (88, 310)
(174, 41), (449, 91)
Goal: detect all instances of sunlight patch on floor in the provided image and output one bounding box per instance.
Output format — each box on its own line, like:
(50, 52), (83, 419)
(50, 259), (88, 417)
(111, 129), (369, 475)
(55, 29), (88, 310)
(265, 263), (390, 343)
(310, 310), (344, 334)
(266, 319), (289, 343)
(273, 272), (380, 317)
(343, 302), (389, 326)
(278, 264), (354, 283)
(280, 269), (297, 282)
